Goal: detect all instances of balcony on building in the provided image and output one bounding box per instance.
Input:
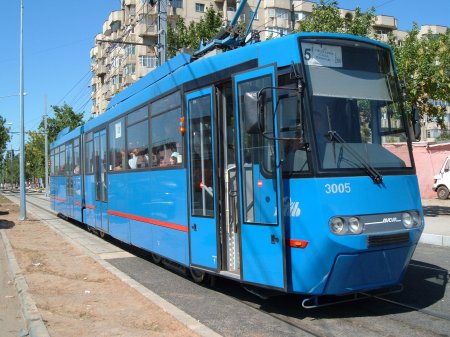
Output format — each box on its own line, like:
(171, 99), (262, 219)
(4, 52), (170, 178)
(136, 21), (158, 37)
(109, 10), (123, 29)
(264, 0), (291, 10)
(292, 0), (314, 13)
(96, 65), (107, 76)
(374, 15), (397, 29)
(103, 20), (112, 36)
(419, 25), (448, 37)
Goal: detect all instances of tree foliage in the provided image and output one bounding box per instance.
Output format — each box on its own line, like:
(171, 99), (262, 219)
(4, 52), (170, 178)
(167, 6), (223, 57)
(25, 104), (85, 181)
(295, 0), (376, 37)
(0, 116), (11, 159)
(388, 25), (450, 125)
(39, 104), (84, 144)
(25, 131), (45, 183)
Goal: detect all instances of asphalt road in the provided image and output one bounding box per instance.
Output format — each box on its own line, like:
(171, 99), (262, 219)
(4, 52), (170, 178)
(106, 241), (450, 337)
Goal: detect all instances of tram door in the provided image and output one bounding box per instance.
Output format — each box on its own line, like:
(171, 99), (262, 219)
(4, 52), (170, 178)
(233, 66), (287, 289)
(65, 142), (74, 219)
(186, 87), (219, 270)
(93, 129), (108, 233)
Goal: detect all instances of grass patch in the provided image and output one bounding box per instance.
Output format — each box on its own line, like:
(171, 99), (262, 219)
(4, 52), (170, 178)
(0, 193), (12, 204)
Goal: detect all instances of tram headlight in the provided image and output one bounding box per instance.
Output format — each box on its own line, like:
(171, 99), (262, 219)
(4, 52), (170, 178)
(329, 217), (347, 235)
(402, 212), (413, 229)
(348, 217), (363, 234)
(411, 210), (422, 228)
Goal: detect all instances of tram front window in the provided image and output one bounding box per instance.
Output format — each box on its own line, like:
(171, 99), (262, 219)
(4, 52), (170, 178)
(300, 38), (413, 172)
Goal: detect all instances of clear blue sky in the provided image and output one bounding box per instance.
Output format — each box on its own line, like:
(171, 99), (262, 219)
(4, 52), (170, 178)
(1, 0), (449, 151)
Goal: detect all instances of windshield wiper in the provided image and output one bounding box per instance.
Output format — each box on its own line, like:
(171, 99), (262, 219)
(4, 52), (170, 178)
(325, 130), (383, 184)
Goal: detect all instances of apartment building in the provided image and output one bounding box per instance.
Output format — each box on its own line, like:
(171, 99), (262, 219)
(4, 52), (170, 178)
(90, 0), (447, 118)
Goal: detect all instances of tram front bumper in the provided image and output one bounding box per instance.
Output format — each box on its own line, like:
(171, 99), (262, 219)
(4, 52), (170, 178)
(323, 245), (414, 295)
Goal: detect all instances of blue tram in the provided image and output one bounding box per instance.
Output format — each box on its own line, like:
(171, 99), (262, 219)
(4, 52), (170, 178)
(50, 31), (423, 305)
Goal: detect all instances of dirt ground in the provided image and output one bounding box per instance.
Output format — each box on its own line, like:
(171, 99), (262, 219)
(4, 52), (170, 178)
(0, 195), (199, 337)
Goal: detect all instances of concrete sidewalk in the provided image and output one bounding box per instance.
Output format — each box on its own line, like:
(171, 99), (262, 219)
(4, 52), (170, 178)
(421, 198), (450, 247)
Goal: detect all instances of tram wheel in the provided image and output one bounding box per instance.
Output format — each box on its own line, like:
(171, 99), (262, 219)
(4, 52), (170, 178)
(151, 253), (162, 264)
(190, 268), (206, 283)
(437, 186), (449, 200)
(99, 230), (105, 238)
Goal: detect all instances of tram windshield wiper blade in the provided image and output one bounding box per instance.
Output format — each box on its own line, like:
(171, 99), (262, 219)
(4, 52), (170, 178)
(325, 130), (383, 184)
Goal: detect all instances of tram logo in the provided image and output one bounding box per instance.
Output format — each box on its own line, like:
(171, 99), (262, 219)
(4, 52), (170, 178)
(275, 198), (301, 217)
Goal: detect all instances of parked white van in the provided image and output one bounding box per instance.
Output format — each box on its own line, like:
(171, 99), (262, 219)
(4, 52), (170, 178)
(433, 156), (450, 200)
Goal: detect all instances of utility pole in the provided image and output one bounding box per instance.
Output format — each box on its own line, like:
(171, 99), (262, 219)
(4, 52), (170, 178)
(19, 0), (26, 220)
(157, 0), (167, 65)
(44, 95), (49, 197)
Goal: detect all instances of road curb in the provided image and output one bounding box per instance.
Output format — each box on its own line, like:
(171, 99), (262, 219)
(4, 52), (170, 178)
(0, 230), (51, 337)
(419, 233), (450, 247)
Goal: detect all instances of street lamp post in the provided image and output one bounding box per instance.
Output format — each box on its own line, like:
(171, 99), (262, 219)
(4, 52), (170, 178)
(19, 0), (26, 220)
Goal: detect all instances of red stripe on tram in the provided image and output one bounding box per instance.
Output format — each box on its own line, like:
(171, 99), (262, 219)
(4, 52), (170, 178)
(108, 210), (188, 232)
(85, 204), (96, 210)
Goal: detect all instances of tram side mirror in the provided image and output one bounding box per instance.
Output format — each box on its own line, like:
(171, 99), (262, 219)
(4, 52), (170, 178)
(243, 91), (263, 134)
(412, 105), (421, 141)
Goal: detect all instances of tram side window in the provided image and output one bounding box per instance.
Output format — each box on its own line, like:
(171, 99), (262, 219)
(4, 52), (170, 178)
(54, 148), (60, 175)
(65, 143), (73, 176)
(151, 91), (183, 167)
(109, 117), (126, 171)
(126, 106), (149, 169)
(188, 95), (214, 217)
(74, 138), (80, 175)
(59, 145), (66, 175)
(50, 149), (55, 176)
(85, 133), (94, 174)
(278, 75), (310, 174)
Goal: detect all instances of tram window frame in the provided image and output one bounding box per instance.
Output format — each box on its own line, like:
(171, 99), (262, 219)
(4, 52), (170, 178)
(74, 138), (81, 175)
(65, 142), (73, 177)
(50, 149), (55, 176)
(126, 105), (150, 170)
(59, 145), (66, 176)
(150, 91), (183, 168)
(277, 72), (311, 176)
(85, 132), (94, 175)
(108, 117), (126, 171)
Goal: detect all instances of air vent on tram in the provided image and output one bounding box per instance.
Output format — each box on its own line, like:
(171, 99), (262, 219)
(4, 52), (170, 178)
(367, 232), (410, 248)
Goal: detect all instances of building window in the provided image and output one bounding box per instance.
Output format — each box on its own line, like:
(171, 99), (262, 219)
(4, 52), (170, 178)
(172, 0), (183, 8)
(195, 3), (205, 12)
(124, 64), (135, 75)
(267, 8), (288, 19)
(139, 55), (158, 68)
(112, 75), (122, 85)
(111, 57), (121, 68)
(249, 10), (259, 20)
(124, 45), (135, 56)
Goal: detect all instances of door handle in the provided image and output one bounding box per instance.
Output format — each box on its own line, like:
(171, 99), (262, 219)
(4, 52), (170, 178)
(192, 223), (197, 231)
(271, 234), (279, 244)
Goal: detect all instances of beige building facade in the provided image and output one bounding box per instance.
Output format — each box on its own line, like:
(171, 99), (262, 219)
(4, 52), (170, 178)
(90, 0), (448, 120)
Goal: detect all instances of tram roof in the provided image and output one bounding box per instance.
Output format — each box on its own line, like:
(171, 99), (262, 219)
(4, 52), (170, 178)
(51, 32), (390, 148)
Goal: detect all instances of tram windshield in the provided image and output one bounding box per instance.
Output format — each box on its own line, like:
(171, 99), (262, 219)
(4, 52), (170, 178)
(300, 38), (413, 172)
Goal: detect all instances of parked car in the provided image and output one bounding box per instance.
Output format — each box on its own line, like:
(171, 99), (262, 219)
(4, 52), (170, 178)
(433, 156), (450, 200)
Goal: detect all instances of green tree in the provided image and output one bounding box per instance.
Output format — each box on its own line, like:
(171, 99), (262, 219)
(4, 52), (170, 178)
(295, 0), (375, 38)
(25, 131), (45, 184)
(39, 104), (84, 143)
(25, 104), (84, 182)
(388, 25), (450, 125)
(0, 116), (11, 159)
(167, 6), (223, 57)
